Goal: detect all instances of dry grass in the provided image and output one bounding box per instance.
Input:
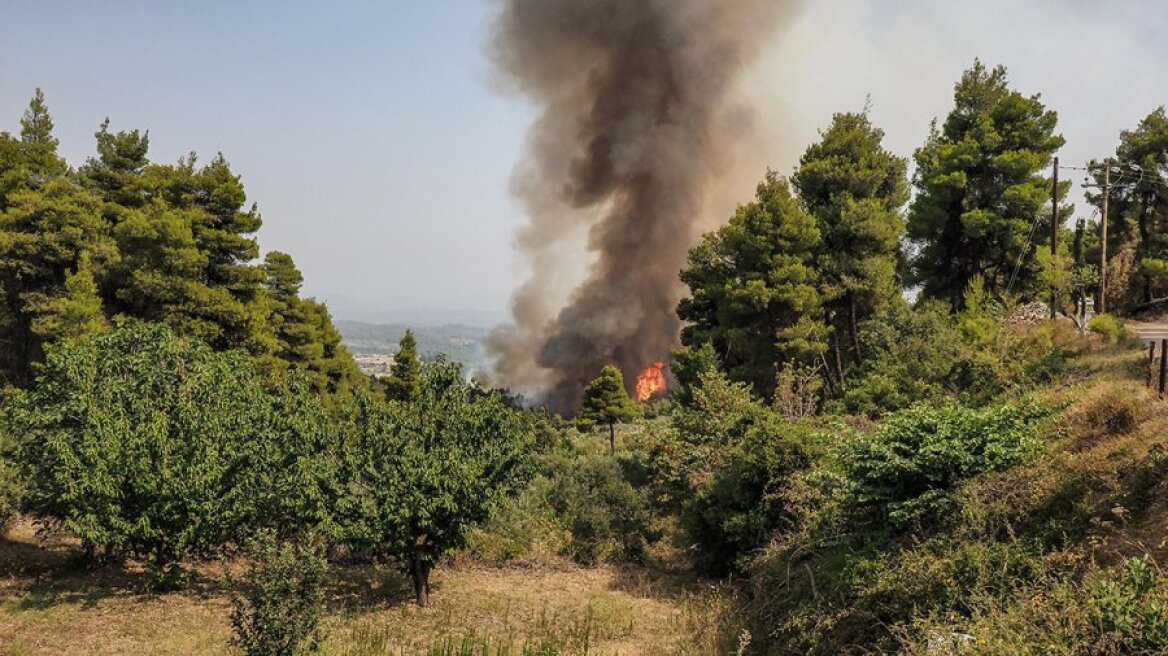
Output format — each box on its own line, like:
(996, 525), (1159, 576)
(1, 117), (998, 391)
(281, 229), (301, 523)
(0, 520), (719, 656)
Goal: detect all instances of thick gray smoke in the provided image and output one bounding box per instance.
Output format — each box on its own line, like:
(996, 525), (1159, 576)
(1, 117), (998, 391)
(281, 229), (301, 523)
(489, 0), (796, 413)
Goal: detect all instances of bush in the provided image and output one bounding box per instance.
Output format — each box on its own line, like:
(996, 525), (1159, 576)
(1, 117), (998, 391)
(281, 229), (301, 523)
(1089, 313), (1127, 343)
(231, 532), (328, 656)
(681, 416), (809, 576)
(543, 454), (657, 565)
(465, 475), (569, 565)
(844, 399), (1048, 531)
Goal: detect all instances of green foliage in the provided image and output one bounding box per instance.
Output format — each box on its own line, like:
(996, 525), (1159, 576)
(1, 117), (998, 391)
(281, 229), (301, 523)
(646, 368), (810, 575)
(907, 61), (1067, 308)
(338, 361), (536, 605)
(1092, 556), (1168, 652)
(577, 365), (638, 452)
(6, 322), (339, 577)
(843, 399), (1048, 531)
(678, 171), (826, 397)
(1089, 313), (1126, 343)
(0, 91), (363, 398)
(1091, 107), (1168, 311)
(793, 111), (908, 382)
(231, 531), (328, 656)
(0, 390), (20, 528)
(383, 329), (421, 401)
(543, 454), (656, 565)
(468, 449), (656, 567)
(669, 342), (719, 407)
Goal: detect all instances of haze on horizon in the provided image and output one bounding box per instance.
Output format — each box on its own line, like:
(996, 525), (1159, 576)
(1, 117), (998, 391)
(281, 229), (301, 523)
(2, 0), (1165, 326)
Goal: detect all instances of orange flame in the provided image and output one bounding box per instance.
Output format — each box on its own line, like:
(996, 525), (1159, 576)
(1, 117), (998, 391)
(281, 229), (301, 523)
(635, 362), (667, 403)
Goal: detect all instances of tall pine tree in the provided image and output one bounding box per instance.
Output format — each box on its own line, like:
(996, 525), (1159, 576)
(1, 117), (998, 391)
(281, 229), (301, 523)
(907, 61), (1067, 308)
(678, 172), (826, 397)
(793, 111), (907, 382)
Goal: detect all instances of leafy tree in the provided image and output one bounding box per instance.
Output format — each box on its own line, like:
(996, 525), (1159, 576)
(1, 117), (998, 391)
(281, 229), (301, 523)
(578, 365), (638, 453)
(1, 89), (68, 202)
(7, 322), (338, 584)
(339, 362), (535, 607)
(1090, 108), (1168, 309)
(383, 329), (421, 401)
(231, 531), (328, 656)
(678, 172), (826, 397)
(793, 112), (908, 381)
(907, 61), (1068, 308)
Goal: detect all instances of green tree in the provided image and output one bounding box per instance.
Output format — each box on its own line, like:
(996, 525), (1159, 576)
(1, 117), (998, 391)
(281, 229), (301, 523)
(1, 89), (68, 202)
(907, 61), (1068, 308)
(678, 172), (826, 397)
(793, 111), (908, 382)
(7, 322), (339, 584)
(384, 329), (421, 401)
(339, 362), (535, 607)
(1090, 108), (1168, 309)
(261, 251), (362, 399)
(0, 179), (113, 385)
(578, 365), (638, 453)
(27, 250), (107, 342)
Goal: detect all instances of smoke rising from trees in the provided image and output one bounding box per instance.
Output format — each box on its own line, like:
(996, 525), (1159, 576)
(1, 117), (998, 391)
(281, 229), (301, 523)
(488, 0), (798, 412)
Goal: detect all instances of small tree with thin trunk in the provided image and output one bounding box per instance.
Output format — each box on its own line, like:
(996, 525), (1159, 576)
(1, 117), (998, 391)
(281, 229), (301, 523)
(579, 366), (639, 454)
(339, 361), (534, 607)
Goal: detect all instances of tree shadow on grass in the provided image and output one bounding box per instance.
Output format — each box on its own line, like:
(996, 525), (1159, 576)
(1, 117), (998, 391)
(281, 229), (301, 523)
(324, 563), (416, 613)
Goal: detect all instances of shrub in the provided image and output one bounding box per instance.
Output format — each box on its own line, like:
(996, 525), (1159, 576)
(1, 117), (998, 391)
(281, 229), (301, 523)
(465, 475), (569, 565)
(1089, 313), (1127, 343)
(844, 399), (1048, 531)
(681, 417), (809, 576)
(231, 532), (328, 656)
(542, 454), (656, 565)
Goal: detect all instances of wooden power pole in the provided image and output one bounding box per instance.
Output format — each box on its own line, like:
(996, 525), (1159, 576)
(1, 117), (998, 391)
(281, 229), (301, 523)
(1101, 166), (1110, 314)
(1051, 157), (1059, 319)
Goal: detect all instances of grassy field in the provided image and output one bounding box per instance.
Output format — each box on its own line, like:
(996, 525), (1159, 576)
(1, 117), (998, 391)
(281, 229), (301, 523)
(0, 519), (727, 655)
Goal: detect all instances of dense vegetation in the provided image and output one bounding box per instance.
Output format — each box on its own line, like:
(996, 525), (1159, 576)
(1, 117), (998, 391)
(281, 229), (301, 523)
(4, 58), (1168, 655)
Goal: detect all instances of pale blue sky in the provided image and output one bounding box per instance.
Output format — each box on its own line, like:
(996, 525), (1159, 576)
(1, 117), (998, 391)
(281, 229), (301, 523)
(2, 1), (1166, 324)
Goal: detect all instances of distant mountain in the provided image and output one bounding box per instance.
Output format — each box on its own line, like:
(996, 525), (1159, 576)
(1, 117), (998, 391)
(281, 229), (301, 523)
(336, 320), (492, 377)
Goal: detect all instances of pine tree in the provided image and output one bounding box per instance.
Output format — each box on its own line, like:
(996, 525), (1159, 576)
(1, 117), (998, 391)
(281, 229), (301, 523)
(678, 172), (827, 398)
(27, 251), (107, 342)
(907, 61), (1067, 308)
(1089, 107), (1168, 309)
(0, 179), (112, 385)
(793, 111), (908, 382)
(579, 365), (638, 453)
(384, 330), (422, 402)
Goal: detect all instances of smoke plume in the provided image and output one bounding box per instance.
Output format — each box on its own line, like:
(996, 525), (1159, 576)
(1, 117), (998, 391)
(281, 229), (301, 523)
(489, 0), (797, 413)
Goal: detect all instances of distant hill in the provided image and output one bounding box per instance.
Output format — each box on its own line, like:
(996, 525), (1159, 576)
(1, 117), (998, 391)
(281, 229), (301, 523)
(336, 320), (491, 377)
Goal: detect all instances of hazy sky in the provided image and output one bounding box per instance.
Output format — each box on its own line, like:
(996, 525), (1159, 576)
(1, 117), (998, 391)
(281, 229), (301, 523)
(2, 1), (1165, 324)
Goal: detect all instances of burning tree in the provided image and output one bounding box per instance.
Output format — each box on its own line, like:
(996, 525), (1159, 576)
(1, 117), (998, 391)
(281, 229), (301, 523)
(579, 366), (639, 454)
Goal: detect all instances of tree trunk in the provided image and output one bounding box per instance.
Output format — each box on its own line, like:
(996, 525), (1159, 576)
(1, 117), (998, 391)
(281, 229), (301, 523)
(412, 553), (431, 607)
(608, 423), (615, 455)
(849, 297), (863, 367)
(833, 333), (847, 393)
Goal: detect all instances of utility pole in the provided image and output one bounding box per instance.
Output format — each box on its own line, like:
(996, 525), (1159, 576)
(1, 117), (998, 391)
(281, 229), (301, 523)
(1101, 165), (1110, 314)
(1051, 157), (1059, 319)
